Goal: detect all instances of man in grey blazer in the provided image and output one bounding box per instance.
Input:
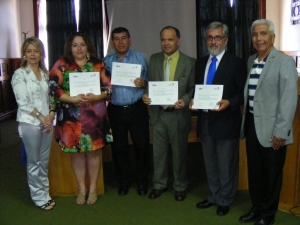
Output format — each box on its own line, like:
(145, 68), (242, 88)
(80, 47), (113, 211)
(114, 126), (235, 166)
(239, 19), (298, 225)
(142, 26), (195, 201)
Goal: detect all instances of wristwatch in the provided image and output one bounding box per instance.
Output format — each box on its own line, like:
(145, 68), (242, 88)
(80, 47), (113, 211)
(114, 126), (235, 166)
(35, 112), (41, 118)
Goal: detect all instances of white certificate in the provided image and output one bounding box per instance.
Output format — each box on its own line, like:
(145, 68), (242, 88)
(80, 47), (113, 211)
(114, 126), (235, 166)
(69, 72), (101, 96)
(192, 85), (223, 109)
(148, 81), (178, 105)
(111, 62), (142, 87)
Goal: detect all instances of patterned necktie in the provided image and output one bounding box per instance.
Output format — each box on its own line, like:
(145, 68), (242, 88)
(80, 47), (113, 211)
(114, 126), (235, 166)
(206, 56), (217, 84)
(164, 56), (171, 81)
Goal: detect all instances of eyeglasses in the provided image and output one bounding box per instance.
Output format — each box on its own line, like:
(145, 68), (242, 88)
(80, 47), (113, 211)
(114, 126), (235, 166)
(206, 36), (226, 42)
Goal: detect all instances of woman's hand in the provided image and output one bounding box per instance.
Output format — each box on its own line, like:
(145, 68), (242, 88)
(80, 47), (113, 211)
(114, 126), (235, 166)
(59, 93), (84, 105)
(42, 114), (53, 133)
(72, 94), (85, 104)
(82, 93), (97, 103)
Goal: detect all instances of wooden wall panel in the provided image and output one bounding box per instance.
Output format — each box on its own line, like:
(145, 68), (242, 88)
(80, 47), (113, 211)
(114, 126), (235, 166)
(0, 58), (21, 121)
(279, 85), (300, 210)
(49, 139), (104, 196)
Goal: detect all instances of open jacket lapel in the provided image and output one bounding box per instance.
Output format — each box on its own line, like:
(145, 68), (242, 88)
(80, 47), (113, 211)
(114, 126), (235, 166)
(174, 52), (185, 81)
(157, 53), (165, 81)
(256, 47), (276, 91)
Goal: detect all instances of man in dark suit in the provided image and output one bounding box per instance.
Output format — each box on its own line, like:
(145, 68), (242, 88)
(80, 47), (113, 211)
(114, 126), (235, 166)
(239, 19), (298, 225)
(189, 22), (247, 216)
(142, 26), (195, 201)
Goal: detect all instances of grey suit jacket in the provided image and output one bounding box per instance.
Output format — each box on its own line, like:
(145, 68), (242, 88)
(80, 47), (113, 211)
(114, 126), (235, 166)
(241, 47), (298, 147)
(147, 51), (195, 130)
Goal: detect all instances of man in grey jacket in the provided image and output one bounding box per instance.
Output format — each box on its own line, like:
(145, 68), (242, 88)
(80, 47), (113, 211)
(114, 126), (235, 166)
(239, 19), (298, 225)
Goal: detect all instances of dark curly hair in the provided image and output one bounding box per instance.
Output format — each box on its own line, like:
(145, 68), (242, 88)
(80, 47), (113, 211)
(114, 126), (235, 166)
(63, 32), (97, 64)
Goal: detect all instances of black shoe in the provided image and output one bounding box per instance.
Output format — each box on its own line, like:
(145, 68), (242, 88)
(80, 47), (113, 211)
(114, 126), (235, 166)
(196, 199), (214, 209)
(216, 205), (229, 216)
(137, 185), (148, 196)
(254, 218), (275, 225)
(148, 188), (168, 199)
(238, 211), (261, 223)
(118, 184), (130, 196)
(174, 191), (187, 201)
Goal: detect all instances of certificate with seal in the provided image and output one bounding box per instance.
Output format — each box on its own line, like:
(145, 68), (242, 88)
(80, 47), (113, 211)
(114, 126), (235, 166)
(69, 72), (101, 96)
(148, 81), (178, 105)
(192, 85), (223, 109)
(111, 62), (142, 87)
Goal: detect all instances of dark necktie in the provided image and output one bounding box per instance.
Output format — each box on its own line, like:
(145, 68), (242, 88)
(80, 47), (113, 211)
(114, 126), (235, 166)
(206, 57), (217, 84)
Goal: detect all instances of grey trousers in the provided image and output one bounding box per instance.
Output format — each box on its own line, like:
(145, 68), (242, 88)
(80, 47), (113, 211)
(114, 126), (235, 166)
(152, 110), (189, 191)
(18, 122), (53, 207)
(200, 113), (239, 206)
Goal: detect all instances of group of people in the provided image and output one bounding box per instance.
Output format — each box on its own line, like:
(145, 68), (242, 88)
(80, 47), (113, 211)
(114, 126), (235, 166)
(11, 18), (298, 225)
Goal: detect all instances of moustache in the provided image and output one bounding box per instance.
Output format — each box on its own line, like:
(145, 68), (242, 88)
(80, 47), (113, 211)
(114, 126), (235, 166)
(209, 44), (219, 48)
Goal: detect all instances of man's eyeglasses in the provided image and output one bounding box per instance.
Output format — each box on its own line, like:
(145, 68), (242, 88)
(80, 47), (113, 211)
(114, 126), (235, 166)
(206, 36), (226, 42)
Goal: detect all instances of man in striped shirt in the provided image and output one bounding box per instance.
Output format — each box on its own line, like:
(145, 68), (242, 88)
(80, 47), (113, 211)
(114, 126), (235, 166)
(239, 19), (298, 225)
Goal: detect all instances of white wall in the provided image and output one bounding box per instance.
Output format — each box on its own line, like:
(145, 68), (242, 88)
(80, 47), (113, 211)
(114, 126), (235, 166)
(266, 0), (300, 51)
(266, 0), (281, 49)
(279, 0), (300, 51)
(105, 0), (197, 60)
(19, 0), (35, 42)
(0, 0), (21, 58)
(0, 0), (34, 58)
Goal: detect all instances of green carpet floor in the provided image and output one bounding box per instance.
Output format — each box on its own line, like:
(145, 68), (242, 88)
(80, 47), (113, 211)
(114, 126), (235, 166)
(0, 118), (299, 225)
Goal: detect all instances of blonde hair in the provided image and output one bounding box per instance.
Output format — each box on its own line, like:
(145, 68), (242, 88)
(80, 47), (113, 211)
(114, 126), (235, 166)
(20, 37), (48, 73)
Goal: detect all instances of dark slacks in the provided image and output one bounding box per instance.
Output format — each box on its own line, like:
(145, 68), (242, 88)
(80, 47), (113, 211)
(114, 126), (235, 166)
(107, 99), (150, 186)
(200, 113), (239, 206)
(245, 112), (286, 219)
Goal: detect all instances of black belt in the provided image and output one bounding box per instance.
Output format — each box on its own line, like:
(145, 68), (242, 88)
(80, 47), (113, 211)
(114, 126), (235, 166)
(159, 106), (175, 112)
(111, 99), (142, 109)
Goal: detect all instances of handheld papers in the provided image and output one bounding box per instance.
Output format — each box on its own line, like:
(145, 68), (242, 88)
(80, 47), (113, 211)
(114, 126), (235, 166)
(111, 62), (141, 87)
(69, 72), (101, 96)
(192, 85), (223, 109)
(148, 81), (178, 105)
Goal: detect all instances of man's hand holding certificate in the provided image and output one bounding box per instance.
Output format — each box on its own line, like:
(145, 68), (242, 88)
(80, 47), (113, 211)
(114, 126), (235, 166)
(192, 85), (224, 109)
(69, 72), (101, 96)
(111, 62), (141, 87)
(148, 81), (178, 105)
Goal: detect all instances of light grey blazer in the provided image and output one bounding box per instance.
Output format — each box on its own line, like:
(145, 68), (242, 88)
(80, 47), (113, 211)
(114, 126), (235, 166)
(241, 47), (298, 147)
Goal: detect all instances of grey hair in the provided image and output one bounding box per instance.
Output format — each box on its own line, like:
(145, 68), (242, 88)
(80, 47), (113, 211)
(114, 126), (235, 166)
(206, 21), (229, 38)
(251, 19), (275, 35)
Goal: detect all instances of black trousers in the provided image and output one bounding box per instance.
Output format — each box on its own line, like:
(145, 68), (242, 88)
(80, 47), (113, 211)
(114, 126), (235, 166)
(107, 99), (150, 186)
(245, 112), (286, 219)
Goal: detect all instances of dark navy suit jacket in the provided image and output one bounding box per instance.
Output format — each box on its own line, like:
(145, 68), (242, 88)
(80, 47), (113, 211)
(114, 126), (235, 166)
(196, 52), (247, 139)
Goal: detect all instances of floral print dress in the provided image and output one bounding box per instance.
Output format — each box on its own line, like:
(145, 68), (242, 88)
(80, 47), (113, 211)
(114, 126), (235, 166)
(49, 58), (111, 153)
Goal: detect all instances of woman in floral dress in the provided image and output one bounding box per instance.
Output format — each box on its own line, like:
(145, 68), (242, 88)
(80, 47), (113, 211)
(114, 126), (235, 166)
(49, 32), (111, 205)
